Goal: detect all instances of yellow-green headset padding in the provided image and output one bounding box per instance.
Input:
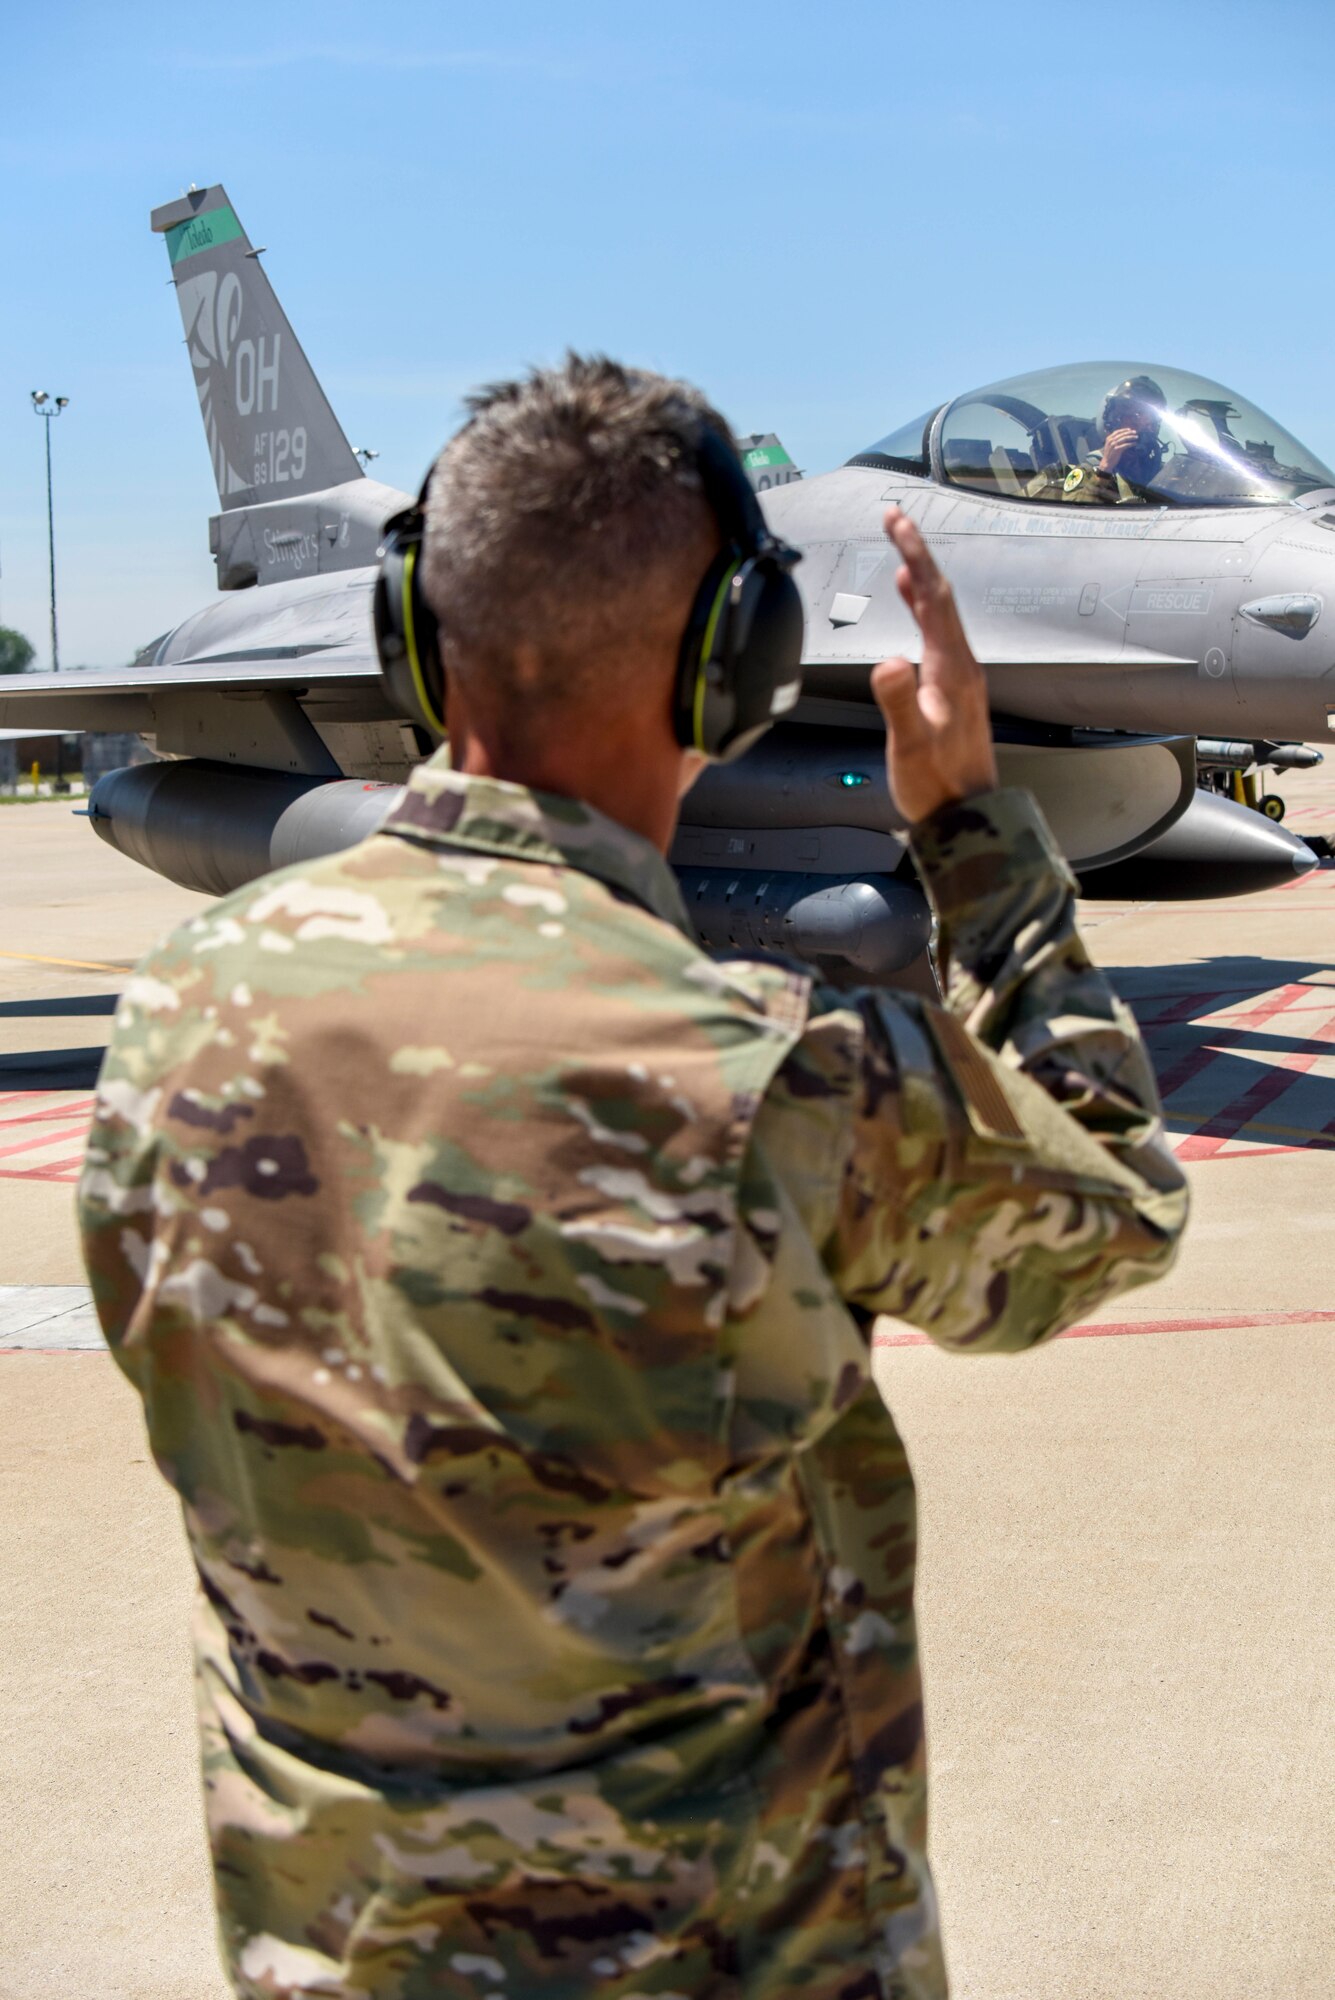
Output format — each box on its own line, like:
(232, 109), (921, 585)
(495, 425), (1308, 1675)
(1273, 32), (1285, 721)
(692, 558), (741, 752)
(402, 542), (446, 737)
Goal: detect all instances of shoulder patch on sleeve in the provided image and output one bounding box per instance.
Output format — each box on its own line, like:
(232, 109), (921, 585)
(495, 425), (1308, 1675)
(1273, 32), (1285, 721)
(923, 1009), (1026, 1144)
(1063, 466), (1085, 492)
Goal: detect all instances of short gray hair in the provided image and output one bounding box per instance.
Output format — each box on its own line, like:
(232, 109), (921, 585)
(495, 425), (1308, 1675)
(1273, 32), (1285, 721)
(420, 354), (729, 715)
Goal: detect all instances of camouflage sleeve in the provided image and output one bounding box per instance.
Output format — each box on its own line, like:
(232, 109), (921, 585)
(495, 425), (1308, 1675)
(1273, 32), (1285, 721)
(80, 1116), (151, 1366)
(826, 788), (1187, 1350)
(77, 961), (198, 1376)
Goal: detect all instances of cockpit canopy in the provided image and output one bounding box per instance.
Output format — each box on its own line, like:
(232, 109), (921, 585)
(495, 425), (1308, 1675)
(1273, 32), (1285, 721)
(853, 360), (1335, 508)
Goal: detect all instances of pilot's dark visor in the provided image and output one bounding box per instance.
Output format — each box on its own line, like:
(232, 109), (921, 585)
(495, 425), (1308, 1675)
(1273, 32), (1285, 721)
(1105, 398), (1161, 433)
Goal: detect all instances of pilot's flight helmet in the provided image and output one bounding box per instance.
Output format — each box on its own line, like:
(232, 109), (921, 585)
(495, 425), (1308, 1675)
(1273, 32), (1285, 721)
(1102, 374), (1166, 436)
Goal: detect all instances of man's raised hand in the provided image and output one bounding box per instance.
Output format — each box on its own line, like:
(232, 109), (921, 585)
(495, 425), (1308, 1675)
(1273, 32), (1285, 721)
(871, 507), (999, 825)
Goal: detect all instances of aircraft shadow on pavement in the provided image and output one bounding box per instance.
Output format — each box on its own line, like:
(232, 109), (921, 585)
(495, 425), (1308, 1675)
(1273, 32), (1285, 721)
(0, 959), (1330, 1148)
(0, 1048), (107, 1089)
(0, 994), (119, 1018)
(0, 995), (119, 1090)
(1107, 956), (1335, 1153)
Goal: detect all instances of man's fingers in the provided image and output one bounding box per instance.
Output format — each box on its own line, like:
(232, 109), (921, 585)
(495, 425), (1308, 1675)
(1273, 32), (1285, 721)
(886, 508), (957, 632)
(885, 507), (954, 609)
(884, 507), (976, 695)
(871, 657), (928, 749)
(884, 507), (937, 595)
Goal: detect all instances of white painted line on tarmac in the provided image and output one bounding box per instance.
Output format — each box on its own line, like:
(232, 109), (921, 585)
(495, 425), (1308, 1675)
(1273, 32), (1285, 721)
(0, 1285), (106, 1351)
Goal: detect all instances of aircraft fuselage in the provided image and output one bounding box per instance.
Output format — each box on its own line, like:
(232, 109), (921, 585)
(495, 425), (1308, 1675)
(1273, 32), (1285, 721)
(764, 466), (1335, 747)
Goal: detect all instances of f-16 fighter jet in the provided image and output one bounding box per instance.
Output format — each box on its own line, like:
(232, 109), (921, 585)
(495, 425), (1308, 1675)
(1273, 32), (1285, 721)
(1, 186), (1326, 982)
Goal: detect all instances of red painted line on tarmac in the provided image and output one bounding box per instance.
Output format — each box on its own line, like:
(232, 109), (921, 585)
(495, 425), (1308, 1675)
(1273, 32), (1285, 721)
(0, 1099), (94, 1132)
(1230, 982), (1324, 1026)
(1190, 1142), (1335, 1160)
(1130, 986), (1275, 1019)
(1177, 1068), (1314, 1161)
(1060, 1311), (1335, 1336)
(1156, 1021), (1335, 1062)
(873, 1309), (1335, 1349)
(24, 1309), (1334, 1357)
(1203, 999), (1335, 1022)
(0, 1094), (97, 1181)
(1176, 1002), (1335, 1161)
(1128, 983), (1335, 1022)
(1151, 984), (1327, 1112)
(1136, 990), (1235, 1026)
(0, 1122), (91, 1163)
(0, 1153), (87, 1182)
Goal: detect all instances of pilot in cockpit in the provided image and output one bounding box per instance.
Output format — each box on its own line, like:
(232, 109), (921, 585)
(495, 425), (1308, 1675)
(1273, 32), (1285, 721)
(1038, 375), (1168, 505)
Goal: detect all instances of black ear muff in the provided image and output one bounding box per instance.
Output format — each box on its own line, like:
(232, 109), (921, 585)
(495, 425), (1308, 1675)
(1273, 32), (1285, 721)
(376, 430), (806, 763)
(374, 484), (446, 741)
(674, 427), (805, 762)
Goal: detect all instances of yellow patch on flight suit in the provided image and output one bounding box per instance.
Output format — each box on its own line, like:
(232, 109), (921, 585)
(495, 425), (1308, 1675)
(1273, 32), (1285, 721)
(924, 1009), (1026, 1144)
(1063, 467), (1085, 493)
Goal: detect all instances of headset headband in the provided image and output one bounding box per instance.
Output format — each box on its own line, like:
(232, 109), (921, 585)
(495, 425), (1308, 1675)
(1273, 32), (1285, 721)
(375, 419), (805, 762)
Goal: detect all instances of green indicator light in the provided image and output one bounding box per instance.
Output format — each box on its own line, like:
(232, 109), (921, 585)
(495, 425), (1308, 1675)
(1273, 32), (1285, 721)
(839, 772), (870, 788)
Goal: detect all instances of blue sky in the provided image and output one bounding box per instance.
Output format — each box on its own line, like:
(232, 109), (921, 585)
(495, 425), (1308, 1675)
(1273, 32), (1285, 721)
(2, 0), (1333, 666)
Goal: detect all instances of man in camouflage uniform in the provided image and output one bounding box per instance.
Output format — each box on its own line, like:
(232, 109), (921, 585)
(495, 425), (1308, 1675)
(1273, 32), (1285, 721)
(79, 358), (1187, 2000)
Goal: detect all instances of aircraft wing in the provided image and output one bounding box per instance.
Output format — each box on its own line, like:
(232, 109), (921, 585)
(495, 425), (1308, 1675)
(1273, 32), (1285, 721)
(0, 642), (396, 784)
(0, 654), (387, 735)
(0, 630), (1195, 742)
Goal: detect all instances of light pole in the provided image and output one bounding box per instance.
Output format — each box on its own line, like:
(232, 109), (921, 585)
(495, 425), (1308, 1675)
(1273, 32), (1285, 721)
(30, 391), (69, 673)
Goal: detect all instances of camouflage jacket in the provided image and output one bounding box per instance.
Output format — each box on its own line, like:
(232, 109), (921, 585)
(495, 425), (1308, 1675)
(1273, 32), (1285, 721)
(79, 761), (1186, 2000)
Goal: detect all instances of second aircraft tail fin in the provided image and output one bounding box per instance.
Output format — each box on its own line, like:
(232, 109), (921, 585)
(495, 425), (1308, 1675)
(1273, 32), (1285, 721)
(152, 185), (363, 510)
(737, 434), (802, 492)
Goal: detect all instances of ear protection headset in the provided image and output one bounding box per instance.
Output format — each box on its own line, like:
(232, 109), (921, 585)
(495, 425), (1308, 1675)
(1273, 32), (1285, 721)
(373, 423), (806, 763)
(374, 471), (444, 747)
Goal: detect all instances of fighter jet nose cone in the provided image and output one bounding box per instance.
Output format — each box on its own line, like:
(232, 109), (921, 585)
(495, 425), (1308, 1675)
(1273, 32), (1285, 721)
(1079, 788), (1319, 899)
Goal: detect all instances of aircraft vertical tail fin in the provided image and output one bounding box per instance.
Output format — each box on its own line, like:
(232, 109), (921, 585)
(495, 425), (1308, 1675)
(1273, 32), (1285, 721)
(737, 434), (803, 492)
(152, 185), (363, 510)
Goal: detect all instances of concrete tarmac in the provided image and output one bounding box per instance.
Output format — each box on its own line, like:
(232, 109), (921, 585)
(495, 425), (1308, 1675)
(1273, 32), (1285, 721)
(1, 786), (1332, 2000)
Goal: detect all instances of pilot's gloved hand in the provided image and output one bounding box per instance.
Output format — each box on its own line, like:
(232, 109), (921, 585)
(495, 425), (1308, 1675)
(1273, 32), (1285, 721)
(1099, 426), (1139, 474)
(871, 508), (998, 825)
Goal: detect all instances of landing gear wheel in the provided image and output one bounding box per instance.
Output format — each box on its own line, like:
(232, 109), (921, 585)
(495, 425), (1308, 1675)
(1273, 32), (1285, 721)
(1260, 794), (1286, 822)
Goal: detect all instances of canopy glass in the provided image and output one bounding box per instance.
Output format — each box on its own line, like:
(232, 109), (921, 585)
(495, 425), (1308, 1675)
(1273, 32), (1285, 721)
(854, 362), (1334, 507)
